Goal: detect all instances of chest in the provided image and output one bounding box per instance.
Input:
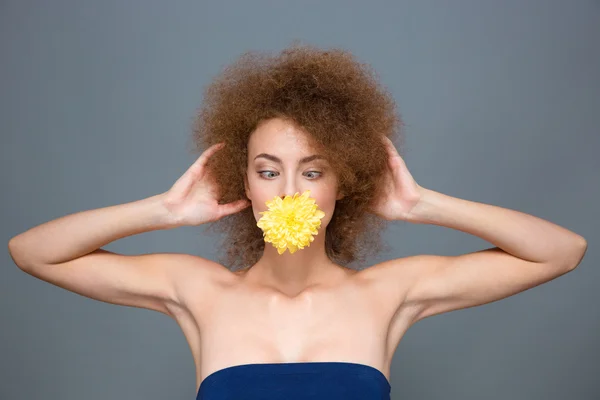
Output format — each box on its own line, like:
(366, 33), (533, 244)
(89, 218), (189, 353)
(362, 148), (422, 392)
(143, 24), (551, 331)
(194, 280), (393, 364)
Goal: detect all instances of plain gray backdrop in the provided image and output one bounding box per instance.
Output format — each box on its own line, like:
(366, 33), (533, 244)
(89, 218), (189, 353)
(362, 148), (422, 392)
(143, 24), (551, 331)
(2, 1), (598, 399)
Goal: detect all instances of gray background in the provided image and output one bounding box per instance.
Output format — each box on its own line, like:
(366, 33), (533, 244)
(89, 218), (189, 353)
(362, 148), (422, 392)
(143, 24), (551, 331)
(2, 0), (598, 399)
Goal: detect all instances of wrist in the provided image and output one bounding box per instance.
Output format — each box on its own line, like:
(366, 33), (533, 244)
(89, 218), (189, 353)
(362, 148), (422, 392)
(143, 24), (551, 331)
(146, 193), (184, 230)
(406, 187), (443, 224)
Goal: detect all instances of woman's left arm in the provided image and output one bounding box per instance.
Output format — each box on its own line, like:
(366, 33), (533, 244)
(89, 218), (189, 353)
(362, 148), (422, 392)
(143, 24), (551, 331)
(370, 136), (588, 321)
(409, 187), (587, 266)
(400, 188), (587, 321)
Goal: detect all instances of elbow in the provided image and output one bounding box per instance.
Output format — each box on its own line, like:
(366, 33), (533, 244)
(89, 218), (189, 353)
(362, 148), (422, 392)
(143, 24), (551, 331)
(7, 237), (31, 271)
(8, 237), (18, 257)
(8, 238), (21, 267)
(565, 235), (587, 271)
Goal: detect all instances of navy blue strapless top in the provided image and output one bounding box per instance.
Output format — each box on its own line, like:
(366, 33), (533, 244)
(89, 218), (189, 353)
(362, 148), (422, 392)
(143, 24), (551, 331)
(196, 362), (391, 399)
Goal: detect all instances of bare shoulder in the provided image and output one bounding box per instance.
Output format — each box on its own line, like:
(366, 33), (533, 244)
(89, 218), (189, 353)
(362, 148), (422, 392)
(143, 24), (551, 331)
(357, 254), (438, 313)
(166, 254), (236, 310)
(167, 253), (232, 282)
(359, 249), (558, 324)
(358, 254), (429, 287)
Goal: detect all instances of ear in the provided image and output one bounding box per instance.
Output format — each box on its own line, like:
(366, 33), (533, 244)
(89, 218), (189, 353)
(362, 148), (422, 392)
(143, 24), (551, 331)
(336, 189), (345, 201)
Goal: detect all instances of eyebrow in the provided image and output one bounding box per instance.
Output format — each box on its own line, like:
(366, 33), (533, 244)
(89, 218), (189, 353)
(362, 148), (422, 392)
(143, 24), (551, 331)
(253, 153), (327, 164)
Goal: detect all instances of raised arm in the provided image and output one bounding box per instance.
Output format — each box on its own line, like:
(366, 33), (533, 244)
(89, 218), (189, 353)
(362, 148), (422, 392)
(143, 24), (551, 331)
(8, 194), (195, 317)
(8, 142), (251, 317)
(366, 136), (587, 324)
(378, 188), (587, 324)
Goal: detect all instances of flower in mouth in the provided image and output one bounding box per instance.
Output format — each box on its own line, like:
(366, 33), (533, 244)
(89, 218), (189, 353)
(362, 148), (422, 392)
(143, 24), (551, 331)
(256, 190), (326, 255)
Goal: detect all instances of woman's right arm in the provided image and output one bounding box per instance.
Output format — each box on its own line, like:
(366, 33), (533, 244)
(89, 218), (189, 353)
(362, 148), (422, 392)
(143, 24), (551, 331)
(7, 193), (214, 317)
(7, 142), (250, 317)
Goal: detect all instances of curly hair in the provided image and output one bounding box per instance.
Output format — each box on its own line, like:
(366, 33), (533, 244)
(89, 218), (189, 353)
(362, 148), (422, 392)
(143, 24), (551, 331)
(190, 41), (405, 271)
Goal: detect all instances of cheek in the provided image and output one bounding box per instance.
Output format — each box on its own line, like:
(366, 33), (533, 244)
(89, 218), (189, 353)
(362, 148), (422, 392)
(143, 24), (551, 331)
(314, 195), (336, 223)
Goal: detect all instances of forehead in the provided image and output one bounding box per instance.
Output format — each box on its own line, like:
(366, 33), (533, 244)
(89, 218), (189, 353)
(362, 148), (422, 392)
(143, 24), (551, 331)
(248, 118), (316, 155)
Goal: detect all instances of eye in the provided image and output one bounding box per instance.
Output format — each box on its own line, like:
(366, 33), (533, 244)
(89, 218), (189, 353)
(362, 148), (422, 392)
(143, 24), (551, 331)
(305, 171), (322, 179)
(258, 171), (277, 179)
(257, 171), (322, 180)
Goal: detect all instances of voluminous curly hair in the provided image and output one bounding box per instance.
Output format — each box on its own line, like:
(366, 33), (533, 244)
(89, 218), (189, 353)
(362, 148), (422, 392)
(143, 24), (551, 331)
(191, 42), (405, 271)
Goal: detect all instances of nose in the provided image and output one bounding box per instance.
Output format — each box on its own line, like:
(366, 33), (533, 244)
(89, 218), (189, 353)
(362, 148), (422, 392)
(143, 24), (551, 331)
(280, 183), (304, 199)
(279, 190), (301, 200)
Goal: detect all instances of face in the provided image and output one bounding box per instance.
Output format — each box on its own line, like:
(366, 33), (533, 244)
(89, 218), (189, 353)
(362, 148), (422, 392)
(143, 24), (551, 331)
(244, 118), (344, 229)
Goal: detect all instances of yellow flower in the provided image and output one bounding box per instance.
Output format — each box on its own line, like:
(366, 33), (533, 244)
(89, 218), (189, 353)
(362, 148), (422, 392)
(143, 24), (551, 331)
(256, 190), (326, 255)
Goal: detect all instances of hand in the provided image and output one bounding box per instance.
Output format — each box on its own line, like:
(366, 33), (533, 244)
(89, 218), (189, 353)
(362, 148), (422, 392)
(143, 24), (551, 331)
(160, 142), (251, 226)
(367, 136), (424, 221)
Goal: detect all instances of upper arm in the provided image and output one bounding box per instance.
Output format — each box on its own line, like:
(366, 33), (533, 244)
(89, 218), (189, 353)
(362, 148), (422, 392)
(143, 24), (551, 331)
(385, 246), (582, 323)
(13, 248), (214, 318)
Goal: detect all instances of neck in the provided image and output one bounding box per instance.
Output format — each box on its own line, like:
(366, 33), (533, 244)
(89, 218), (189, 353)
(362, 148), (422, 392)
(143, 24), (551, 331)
(244, 234), (346, 292)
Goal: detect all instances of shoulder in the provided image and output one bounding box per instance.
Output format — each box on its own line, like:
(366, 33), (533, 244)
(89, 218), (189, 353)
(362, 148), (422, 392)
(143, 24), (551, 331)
(356, 254), (441, 309)
(162, 253), (238, 313)
(358, 254), (430, 285)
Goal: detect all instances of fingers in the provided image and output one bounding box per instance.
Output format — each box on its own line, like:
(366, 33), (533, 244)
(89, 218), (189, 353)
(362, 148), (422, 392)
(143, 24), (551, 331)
(382, 136), (403, 168)
(382, 136), (398, 154)
(188, 142), (226, 179)
(218, 198), (251, 218)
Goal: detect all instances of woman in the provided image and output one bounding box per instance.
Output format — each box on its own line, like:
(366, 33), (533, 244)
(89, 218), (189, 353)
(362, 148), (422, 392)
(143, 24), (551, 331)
(8, 44), (588, 400)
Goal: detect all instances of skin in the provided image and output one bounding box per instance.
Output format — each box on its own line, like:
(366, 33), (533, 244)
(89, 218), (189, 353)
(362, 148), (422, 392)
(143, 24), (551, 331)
(177, 117), (586, 392)
(241, 117), (349, 292)
(174, 118), (403, 391)
(9, 116), (586, 395)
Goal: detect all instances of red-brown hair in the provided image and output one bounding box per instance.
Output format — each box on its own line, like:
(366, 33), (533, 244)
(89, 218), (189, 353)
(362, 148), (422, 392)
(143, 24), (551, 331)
(191, 41), (405, 271)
